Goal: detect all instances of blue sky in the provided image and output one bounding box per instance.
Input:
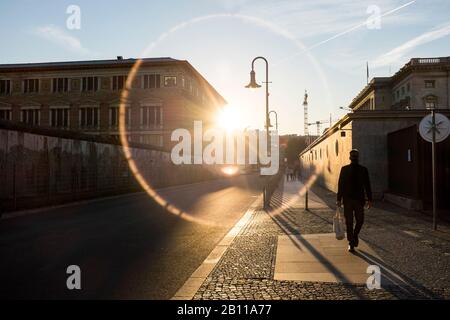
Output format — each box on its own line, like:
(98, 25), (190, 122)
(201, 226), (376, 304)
(1, 0), (449, 134)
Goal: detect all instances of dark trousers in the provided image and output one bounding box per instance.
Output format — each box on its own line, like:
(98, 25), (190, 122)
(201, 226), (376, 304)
(343, 198), (364, 244)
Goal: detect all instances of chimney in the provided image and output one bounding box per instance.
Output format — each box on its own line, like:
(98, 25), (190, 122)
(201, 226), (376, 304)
(117, 56), (123, 60)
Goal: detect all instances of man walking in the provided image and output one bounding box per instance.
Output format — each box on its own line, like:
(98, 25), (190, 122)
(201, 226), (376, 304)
(336, 149), (372, 253)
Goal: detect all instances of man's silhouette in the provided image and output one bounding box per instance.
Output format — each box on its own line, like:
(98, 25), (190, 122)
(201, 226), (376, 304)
(336, 149), (372, 253)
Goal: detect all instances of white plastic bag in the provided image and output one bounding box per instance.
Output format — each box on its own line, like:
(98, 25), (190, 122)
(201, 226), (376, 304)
(333, 207), (345, 240)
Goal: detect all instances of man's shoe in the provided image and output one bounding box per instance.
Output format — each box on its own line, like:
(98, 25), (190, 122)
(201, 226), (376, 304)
(348, 245), (355, 253)
(354, 236), (359, 247)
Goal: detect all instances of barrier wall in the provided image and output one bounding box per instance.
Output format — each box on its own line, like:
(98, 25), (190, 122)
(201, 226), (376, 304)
(0, 121), (216, 212)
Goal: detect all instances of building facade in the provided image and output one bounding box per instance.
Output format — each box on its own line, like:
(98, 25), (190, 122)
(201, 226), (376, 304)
(0, 57), (226, 149)
(299, 57), (450, 214)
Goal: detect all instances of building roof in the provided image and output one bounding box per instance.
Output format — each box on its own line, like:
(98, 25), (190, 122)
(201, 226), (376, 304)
(0, 57), (227, 105)
(0, 57), (177, 70)
(348, 56), (450, 110)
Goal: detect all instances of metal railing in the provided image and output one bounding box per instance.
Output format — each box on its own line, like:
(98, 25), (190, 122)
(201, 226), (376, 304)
(263, 167), (284, 209)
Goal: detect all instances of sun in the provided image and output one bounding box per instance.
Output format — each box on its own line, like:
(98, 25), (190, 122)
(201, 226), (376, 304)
(217, 104), (243, 132)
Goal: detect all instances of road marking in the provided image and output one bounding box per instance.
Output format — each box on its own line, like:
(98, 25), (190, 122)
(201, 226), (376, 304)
(171, 195), (263, 300)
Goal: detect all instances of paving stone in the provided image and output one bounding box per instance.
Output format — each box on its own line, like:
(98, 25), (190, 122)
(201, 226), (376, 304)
(193, 179), (450, 300)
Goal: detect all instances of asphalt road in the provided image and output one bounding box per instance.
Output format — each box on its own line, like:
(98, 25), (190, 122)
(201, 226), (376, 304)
(0, 174), (264, 299)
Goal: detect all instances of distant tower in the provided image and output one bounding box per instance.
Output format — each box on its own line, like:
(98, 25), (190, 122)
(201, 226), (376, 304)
(303, 90), (309, 136)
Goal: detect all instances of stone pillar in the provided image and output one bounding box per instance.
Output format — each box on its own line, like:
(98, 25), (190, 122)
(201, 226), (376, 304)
(99, 102), (109, 132)
(70, 103), (79, 130)
(11, 104), (21, 122)
(40, 104), (50, 127)
(131, 101), (140, 142)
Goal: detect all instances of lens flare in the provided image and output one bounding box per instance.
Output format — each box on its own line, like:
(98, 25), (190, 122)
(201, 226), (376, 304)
(217, 105), (243, 132)
(118, 13), (330, 226)
(221, 165), (239, 176)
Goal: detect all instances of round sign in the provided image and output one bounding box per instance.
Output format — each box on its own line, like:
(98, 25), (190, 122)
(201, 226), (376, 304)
(419, 113), (450, 143)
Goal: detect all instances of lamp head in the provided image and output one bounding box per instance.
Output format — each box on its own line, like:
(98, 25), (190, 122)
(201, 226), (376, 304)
(245, 70), (261, 89)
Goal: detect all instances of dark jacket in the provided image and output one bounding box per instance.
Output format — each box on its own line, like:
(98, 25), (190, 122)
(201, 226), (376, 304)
(337, 163), (372, 204)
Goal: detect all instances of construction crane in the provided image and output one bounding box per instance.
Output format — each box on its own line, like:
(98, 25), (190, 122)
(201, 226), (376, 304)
(307, 117), (339, 136)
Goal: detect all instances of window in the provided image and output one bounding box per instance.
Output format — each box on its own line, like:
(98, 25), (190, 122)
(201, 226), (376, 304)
(81, 77), (99, 92)
(112, 75), (127, 91)
(401, 86), (405, 95)
(425, 80), (435, 88)
(181, 76), (185, 88)
(140, 134), (163, 147)
(140, 105), (162, 128)
(0, 80), (11, 95)
(109, 104), (131, 127)
(23, 79), (39, 93)
(50, 107), (69, 128)
(143, 74), (161, 89)
(52, 78), (69, 93)
(79, 106), (99, 128)
(0, 108), (11, 120)
(424, 95), (437, 109)
(407, 83), (410, 92)
(164, 76), (177, 87)
(21, 108), (40, 125)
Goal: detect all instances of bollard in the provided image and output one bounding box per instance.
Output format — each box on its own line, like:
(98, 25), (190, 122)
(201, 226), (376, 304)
(305, 188), (308, 211)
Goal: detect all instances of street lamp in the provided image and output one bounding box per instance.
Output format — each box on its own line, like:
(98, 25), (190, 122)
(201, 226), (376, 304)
(245, 56), (270, 153)
(269, 110), (278, 131)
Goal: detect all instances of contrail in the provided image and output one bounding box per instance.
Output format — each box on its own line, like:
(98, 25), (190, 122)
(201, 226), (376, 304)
(273, 0), (416, 67)
(308, 0), (416, 50)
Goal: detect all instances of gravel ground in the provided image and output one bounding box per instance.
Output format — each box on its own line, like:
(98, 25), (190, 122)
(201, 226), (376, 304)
(193, 180), (450, 300)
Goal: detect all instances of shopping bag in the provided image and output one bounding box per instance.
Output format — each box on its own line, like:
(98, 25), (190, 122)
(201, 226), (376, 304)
(333, 207), (345, 240)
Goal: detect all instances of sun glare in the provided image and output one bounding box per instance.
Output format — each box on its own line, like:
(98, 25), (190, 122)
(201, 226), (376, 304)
(221, 165), (239, 176)
(217, 105), (243, 131)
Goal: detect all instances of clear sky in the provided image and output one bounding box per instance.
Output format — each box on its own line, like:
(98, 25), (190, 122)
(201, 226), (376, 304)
(1, 0), (449, 135)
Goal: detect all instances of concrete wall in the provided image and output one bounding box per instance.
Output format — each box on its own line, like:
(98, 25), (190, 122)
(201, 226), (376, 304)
(299, 114), (438, 199)
(0, 123), (217, 212)
(299, 121), (353, 193)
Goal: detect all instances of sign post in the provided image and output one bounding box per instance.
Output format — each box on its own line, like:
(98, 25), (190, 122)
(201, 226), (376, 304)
(419, 111), (450, 230)
(431, 110), (437, 230)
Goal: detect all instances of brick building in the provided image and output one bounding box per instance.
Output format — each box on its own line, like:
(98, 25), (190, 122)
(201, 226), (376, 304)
(299, 57), (450, 214)
(0, 57), (226, 149)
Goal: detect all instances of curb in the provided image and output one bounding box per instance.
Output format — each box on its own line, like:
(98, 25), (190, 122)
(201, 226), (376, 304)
(171, 195), (263, 300)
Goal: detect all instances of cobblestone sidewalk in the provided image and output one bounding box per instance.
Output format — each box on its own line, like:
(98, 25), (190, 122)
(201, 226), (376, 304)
(193, 179), (450, 300)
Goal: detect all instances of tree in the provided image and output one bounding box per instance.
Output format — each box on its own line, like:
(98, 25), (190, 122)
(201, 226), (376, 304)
(285, 136), (308, 165)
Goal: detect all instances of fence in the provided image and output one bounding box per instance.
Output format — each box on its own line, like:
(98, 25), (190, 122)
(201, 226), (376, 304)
(263, 166), (284, 209)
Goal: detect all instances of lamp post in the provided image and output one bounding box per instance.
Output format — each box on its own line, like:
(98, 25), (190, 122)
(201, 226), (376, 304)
(245, 56), (270, 154)
(269, 110), (278, 131)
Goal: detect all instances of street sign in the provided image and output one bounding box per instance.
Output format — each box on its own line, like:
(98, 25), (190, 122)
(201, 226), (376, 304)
(419, 111), (450, 231)
(419, 113), (450, 143)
